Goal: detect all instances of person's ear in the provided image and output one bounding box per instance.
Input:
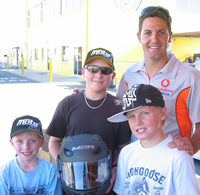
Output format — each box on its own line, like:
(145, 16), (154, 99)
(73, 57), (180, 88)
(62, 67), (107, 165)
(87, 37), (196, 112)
(82, 67), (86, 78)
(111, 72), (116, 81)
(161, 107), (168, 120)
(9, 139), (15, 148)
(168, 32), (172, 43)
(40, 139), (45, 148)
(137, 32), (142, 43)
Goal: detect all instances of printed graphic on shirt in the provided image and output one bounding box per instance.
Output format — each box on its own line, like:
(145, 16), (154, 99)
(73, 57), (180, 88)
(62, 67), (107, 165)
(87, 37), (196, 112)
(9, 185), (48, 195)
(124, 166), (165, 194)
(114, 99), (122, 106)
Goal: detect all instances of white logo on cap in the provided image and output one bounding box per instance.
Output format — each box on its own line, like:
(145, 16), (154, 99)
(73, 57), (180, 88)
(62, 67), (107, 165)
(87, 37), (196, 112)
(145, 98), (152, 104)
(16, 119), (40, 129)
(123, 88), (137, 110)
(91, 50), (106, 56)
(90, 50), (113, 62)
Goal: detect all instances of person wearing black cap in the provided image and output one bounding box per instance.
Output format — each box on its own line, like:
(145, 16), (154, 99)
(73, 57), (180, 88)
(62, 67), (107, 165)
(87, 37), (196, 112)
(46, 48), (131, 194)
(108, 84), (200, 195)
(0, 115), (62, 195)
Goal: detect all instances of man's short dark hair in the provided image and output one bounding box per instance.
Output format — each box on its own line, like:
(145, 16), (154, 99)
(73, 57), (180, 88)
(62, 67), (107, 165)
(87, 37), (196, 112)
(138, 9), (172, 34)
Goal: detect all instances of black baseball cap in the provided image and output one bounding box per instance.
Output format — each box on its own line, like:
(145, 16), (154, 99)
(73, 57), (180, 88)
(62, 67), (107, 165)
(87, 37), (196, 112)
(10, 115), (44, 139)
(84, 48), (114, 70)
(108, 84), (165, 123)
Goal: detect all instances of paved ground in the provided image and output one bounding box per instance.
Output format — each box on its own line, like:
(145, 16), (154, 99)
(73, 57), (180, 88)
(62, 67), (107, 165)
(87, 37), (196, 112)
(0, 67), (117, 92)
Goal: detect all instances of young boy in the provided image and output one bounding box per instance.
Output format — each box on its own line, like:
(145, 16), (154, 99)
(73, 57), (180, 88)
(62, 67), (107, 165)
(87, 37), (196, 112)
(0, 115), (62, 195)
(108, 84), (200, 195)
(46, 48), (131, 194)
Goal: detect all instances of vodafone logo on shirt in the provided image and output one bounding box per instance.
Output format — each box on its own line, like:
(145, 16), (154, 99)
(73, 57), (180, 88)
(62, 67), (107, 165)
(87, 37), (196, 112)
(158, 79), (174, 96)
(161, 79), (170, 87)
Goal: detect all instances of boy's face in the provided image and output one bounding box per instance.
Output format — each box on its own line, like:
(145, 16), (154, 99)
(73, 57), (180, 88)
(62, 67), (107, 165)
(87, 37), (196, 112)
(137, 17), (172, 62)
(82, 58), (116, 94)
(10, 132), (45, 163)
(126, 106), (167, 147)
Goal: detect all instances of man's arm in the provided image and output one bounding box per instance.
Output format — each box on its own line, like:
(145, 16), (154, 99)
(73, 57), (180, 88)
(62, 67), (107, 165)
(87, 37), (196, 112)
(48, 136), (63, 161)
(190, 122), (200, 154)
(105, 142), (128, 194)
(115, 73), (128, 99)
(168, 122), (200, 155)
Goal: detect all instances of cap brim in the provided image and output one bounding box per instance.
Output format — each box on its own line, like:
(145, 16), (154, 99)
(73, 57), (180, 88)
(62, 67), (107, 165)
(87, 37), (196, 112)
(85, 56), (114, 69)
(107, 111), (127, 123)
(11, 129), (44, 139)
(107, 106), (142, 123)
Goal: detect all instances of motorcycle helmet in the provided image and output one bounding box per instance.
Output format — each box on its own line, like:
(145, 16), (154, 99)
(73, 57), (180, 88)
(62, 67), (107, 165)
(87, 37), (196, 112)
(57, 134), (112, 195)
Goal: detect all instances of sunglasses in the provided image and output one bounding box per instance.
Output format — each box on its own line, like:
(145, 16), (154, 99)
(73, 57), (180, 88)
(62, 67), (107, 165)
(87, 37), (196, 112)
(140, 6), (170, 18)
(84, 65), (114, 75)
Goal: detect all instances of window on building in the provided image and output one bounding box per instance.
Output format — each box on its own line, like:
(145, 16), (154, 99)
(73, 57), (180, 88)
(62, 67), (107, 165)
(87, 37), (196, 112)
(35, 49), (39, 60)
(189, 0), (200, 13)
(176, 0), (188, 12)
(60, 0), (86, 15)
(29, 5), (39, 27)
(74, 0), (86, 10)
(74, 47), (82, 75)
(61, 0), (72, 14)
(74, 0), (81, 10)
(41, 48), (44, 61)
(176, 0), (200, 13)
(41, 0), (59, 23)
(34, 5), (39, 26)
(41, 2), (43, 23)
(28, 11), (30, 28)
(62, 46), (69, 63)
(42, 0), (48, 23)
(81, 0), (86, 6)
(50, 0), (59, 19)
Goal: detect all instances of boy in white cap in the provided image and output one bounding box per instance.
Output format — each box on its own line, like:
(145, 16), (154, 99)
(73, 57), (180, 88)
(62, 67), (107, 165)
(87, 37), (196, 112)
(0, 115), (62, 195)
(108, 84), (199, 195)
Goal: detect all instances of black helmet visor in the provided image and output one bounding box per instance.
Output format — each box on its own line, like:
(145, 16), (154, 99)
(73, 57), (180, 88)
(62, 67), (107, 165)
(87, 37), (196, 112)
(59, 154), (111, 191)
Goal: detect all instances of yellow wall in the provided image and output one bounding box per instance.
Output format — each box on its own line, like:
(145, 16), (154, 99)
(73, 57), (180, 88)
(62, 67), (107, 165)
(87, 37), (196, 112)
(115, 45), (144, 81)
(56, 46), (72, 76)
(172, 38), (200, 61)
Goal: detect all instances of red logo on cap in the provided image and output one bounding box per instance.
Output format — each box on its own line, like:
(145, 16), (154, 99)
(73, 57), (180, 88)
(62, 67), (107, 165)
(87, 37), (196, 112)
(161, 79), (170, 87)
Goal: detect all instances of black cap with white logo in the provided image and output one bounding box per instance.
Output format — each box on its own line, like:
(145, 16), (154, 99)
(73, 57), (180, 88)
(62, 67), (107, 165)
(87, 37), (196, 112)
(84, 47), (114, 69)
(108, 84), (165, 123)
(10, 115), (44, 139)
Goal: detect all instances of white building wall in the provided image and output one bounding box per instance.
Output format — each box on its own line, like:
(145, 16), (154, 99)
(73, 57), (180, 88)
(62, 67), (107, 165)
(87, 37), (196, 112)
(27, 0), (200, 75)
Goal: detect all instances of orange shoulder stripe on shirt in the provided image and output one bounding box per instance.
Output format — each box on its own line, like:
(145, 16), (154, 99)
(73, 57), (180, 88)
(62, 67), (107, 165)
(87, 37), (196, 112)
(125, 82), (128, 89)
(176, 87), (192, 138)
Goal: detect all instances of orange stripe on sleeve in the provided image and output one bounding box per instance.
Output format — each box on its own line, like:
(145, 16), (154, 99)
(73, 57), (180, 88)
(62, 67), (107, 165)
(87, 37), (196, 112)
(176, 87), (192, 138)
(125, 82), (128, 89)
